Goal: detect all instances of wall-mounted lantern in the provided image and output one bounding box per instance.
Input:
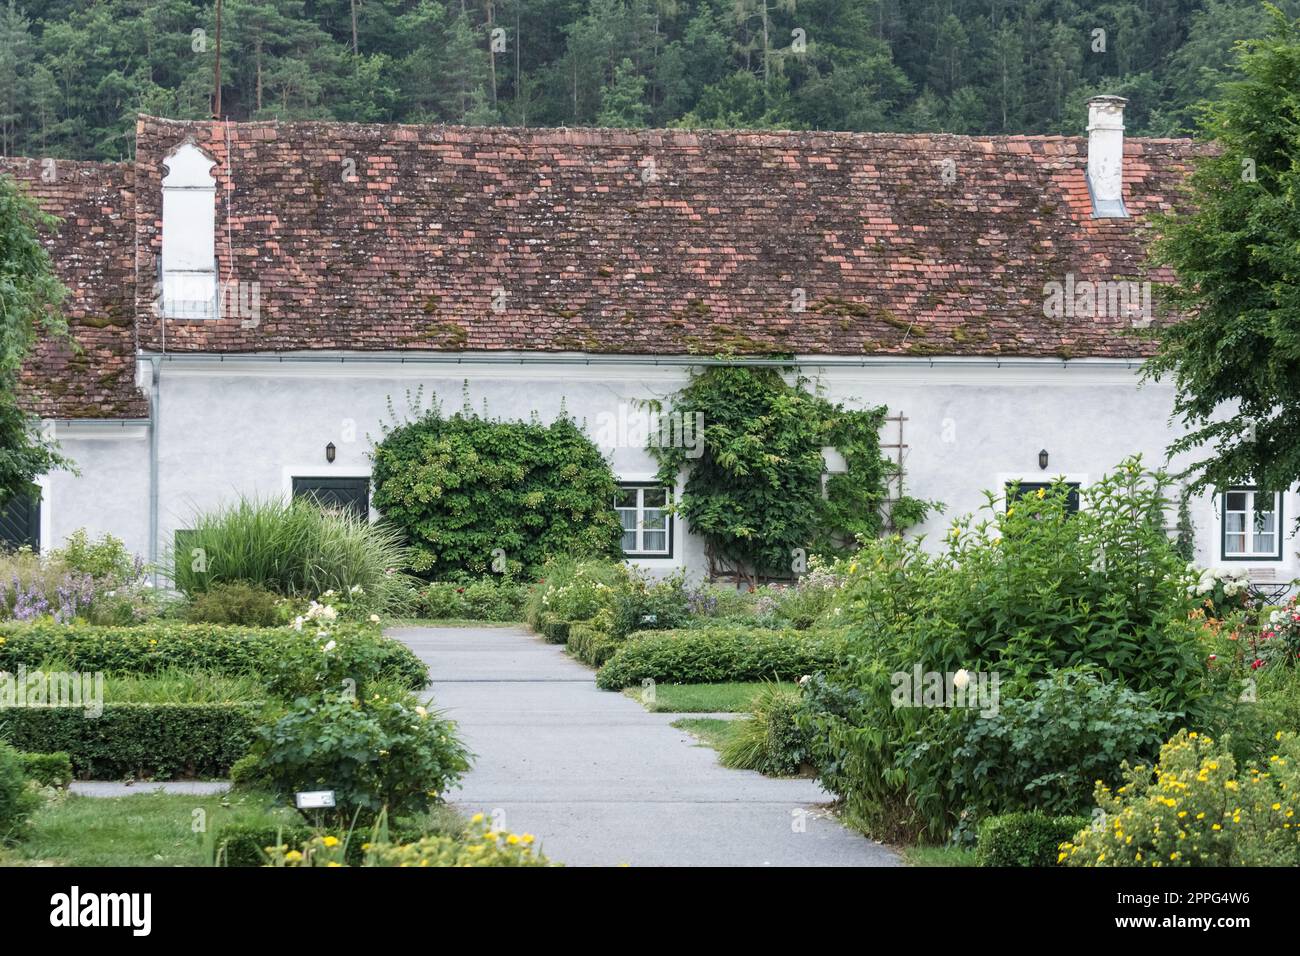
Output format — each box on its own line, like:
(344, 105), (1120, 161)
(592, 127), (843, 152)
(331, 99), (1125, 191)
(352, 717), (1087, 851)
(325, 442), (336, 464)
(1038, 449), (1049, 471)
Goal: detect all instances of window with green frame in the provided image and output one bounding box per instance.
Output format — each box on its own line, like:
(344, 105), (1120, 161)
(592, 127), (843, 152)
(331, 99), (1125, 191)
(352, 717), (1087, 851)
(1221, 488), (1282, 561)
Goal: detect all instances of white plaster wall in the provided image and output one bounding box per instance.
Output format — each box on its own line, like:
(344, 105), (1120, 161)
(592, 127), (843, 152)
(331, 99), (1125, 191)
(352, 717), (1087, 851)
(41, 426), (151, 558)
(153, 361), (707, 580)
(47, 356), (1296, 584)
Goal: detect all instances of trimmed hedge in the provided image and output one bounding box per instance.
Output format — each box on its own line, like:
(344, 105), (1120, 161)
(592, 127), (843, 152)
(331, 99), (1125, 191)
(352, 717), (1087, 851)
(0, 621), (427, 694)
(595, 628), (845, 689)
(976, 812), (1092, 867)
(0, 704), (260, 779)
(214, 821), (430, 867)
(567, 623), (621, 667)
(536, 612), (572, 645)
(18, 751), (73, 788)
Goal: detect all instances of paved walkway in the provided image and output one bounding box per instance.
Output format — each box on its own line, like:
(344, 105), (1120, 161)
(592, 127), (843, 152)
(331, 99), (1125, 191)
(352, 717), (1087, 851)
(391, 625), (899, 867)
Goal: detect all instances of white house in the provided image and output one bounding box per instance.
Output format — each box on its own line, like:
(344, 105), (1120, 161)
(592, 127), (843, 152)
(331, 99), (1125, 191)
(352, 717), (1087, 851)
(5, 98), (1295, 588)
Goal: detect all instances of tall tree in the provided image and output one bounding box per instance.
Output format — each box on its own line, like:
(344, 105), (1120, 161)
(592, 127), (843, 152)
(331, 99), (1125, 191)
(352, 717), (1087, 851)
(1145, 5), (1300, 495)
(0, 174), (71, 504)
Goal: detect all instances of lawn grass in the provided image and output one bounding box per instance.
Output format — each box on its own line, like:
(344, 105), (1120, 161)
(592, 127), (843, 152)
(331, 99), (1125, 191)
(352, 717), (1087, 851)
(671, 717), (743, 753)
(624, 682), (767, 713)
(902, 845), (979, 867)
(5, 790), (299, 867)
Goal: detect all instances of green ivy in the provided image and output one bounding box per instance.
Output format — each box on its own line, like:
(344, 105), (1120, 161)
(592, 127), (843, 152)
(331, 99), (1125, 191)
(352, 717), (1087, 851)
(370, 392), (623, 577)
(648, 365), (931, 580)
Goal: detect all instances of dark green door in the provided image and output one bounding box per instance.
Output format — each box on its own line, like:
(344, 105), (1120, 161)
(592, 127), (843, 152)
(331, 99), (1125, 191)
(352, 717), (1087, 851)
(0, 486), (40, 551)
(291, 476), (370, 520)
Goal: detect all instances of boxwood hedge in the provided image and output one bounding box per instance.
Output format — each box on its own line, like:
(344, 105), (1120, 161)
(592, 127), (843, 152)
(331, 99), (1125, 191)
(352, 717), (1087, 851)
(595, 627), (845, 689)
(0, 703), (260, 779)
(0, 621), (427, 696)
(975, 812), (1092, 867)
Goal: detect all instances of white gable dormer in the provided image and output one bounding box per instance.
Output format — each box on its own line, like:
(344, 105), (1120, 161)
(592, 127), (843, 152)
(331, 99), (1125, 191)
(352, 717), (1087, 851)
(160, 140), (217, 319)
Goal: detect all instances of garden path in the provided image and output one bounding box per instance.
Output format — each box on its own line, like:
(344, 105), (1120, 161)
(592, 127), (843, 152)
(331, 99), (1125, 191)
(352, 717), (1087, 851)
(392, 625), (900, 867)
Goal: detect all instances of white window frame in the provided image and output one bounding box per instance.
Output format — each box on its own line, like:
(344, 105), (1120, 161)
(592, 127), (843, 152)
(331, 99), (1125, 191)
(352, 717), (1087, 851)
(616, 483), (672, 558)
(1221, 488), (1282, 561)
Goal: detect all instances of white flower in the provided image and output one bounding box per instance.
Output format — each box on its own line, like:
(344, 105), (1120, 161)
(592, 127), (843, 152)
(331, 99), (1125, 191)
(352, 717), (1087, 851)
(323, 589), (337, 598)
(1271, 610), (1283, 625)
(953, 669), (973, 691)
(319, 605), (338, 622)
(322, 640), (337, 653)
(350, 585), (363, 595)
(369, 614), (380, 624)
(292, 616), (304, 631)
(414, 705), (428, 718)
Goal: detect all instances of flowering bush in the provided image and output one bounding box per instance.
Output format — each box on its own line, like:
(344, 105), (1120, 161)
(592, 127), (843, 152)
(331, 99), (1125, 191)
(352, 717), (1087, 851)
(1061, 730), (1300, 867)
(522, 557), (624, 630)
(266, 815), (551, 867)
(752, 558), (846, 629)
(1258, 597), (1300, 668)
(1187, 566), (1252, 619)
(0, 548), (96, 623)
(800, 458), (1206, 843)
(244, 692), (470, 826)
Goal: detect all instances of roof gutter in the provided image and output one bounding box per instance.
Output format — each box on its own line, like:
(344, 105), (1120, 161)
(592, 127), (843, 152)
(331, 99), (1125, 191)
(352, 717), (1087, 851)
(137, 351), (1147, 371)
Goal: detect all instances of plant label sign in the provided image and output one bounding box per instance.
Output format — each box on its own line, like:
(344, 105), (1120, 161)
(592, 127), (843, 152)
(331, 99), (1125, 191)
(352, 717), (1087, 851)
(295, 790), (336, 810)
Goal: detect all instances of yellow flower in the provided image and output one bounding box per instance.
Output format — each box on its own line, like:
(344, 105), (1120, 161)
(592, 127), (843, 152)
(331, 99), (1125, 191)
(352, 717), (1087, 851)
(284, 850), (303, 862)
(521, 834), (535, 845)
(322, 835), (340, 848)
(471, 813), (484, 824)
(506, 834), (520, 845)
(1273, 803), (1282, 811)
(326, 861), (342, 868)
(1212, 824), (1222, 831)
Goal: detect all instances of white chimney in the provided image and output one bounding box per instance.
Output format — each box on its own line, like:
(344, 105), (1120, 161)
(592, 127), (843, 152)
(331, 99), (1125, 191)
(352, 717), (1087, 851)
(1086, 95), (1128, 218)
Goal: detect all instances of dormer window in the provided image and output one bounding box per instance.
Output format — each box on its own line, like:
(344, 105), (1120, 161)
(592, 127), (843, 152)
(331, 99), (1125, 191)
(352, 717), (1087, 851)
(160, 140), (217, 318)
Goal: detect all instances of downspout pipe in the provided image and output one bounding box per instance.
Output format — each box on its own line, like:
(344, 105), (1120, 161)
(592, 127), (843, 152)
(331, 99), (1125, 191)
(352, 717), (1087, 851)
(148, 356), (161, 587)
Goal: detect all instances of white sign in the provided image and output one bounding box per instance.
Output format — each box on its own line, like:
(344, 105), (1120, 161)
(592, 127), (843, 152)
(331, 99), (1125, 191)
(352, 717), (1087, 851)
(295, 790), (336, 809)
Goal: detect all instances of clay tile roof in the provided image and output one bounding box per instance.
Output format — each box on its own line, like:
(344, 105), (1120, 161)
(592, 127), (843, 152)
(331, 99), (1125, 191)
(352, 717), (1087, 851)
(4, 157), (144, 419)
(132, 115), (1203, 360)
(12, 115), (1206, 420)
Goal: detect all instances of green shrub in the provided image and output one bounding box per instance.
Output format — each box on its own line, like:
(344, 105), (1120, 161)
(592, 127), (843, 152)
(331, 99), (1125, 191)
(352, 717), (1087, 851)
(49, 529), (135, 582)
(801, 458), (1206, 843)
(600, 568), (691, 638)
(0, 621), (426, 697)
(720, 683), (809, 776)
(415, 578), (526, 621)
(947, 669), (1174, 821)
(371, 404), (623, 577)
(536, 612), (572, 645)
(976, 812), (1091, 867)
(596, 628), (844, 689)
(17, 750), (73, 788)
(242, 693), (470, 825)
(172, 495), (414, 613)
(185, 581), (286, 626)
(0, 703), (259, 778)
(567, 622), (621, 667)
(0, 741), (41, 841)
(1062, 730), (1300, 867)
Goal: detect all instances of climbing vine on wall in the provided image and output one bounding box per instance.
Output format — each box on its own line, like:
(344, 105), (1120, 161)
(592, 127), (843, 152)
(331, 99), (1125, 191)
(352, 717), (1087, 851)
(648, 365), (934, 583)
